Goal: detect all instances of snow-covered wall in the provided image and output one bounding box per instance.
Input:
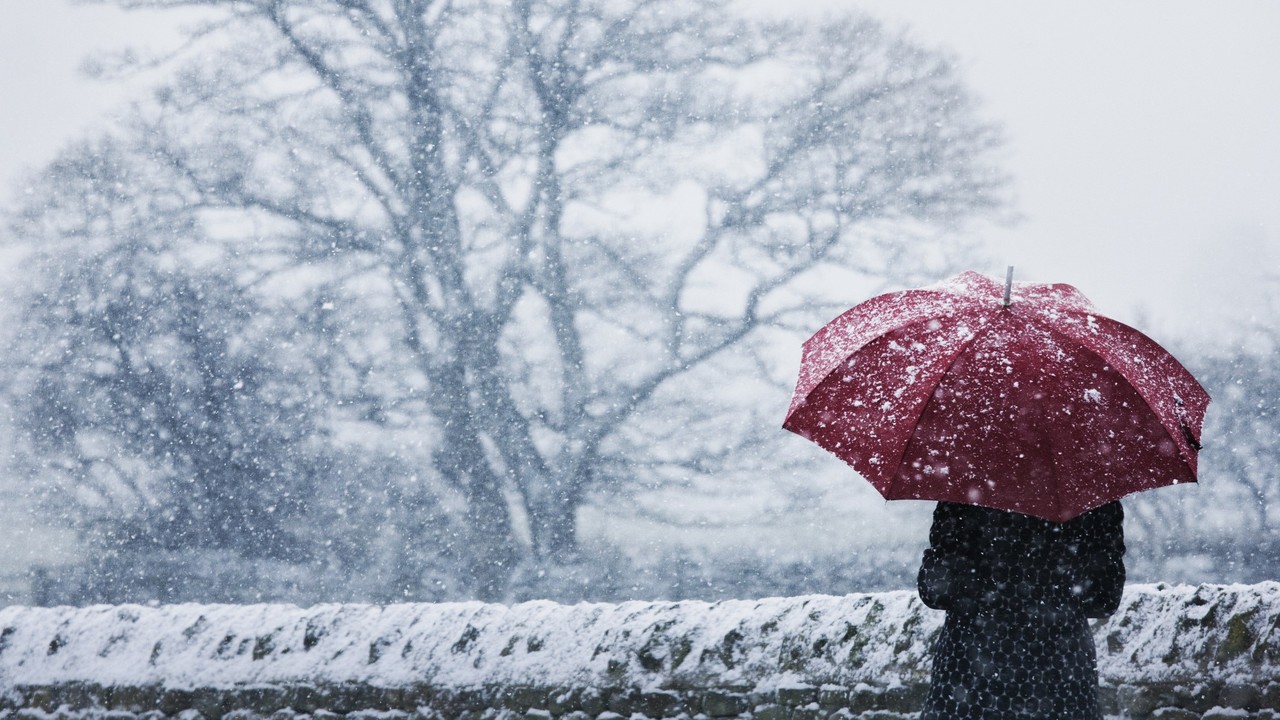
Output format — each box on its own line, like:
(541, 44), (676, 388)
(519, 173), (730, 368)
(1, 583), (1277, 719)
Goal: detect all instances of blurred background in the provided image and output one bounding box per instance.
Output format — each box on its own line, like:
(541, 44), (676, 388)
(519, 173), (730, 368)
(0, 0), (1275, 606)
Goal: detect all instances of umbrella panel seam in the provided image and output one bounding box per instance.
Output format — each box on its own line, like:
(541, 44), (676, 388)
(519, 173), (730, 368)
(1018, 310), (1202, 483)
(882, 315), (996, 503)
(787, 295), (991, 421)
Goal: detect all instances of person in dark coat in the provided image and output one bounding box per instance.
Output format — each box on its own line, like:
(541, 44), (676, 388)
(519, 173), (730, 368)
(917, 500), (1125, 720)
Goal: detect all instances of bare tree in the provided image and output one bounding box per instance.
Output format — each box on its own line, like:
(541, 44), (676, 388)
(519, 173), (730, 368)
(5, 138), (325, 560)
(1124, 292), (1280, 584)
(5, 137), (475, 604)
(10, 0), (1006, 599)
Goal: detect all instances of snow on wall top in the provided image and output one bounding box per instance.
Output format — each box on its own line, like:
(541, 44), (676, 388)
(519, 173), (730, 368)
(0, 583), (1275, 692)
(0, 592), (929, 692)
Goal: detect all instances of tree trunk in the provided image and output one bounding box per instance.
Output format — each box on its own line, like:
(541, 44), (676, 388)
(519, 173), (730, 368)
(536, 500), (579, 564)
(430, 356), (519, 601)
(528, 472), (586, 565)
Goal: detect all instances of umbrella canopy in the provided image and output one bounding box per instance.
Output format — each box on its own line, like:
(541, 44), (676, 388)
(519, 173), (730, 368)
(783, 270), (1209, 522)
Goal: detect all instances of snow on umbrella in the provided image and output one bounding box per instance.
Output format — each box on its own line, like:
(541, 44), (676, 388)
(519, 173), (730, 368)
(782, 270), (1210, 522)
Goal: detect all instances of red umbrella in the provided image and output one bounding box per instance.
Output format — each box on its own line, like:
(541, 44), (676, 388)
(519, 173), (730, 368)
(783, 270), (1209, 522)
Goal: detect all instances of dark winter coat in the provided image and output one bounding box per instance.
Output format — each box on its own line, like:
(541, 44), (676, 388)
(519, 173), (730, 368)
(917, 501), (1125, 720)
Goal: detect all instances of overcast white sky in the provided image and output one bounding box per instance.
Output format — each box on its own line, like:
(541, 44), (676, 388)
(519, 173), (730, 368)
(2, 0), (1278, 347)
(845, 0), (1280, 347)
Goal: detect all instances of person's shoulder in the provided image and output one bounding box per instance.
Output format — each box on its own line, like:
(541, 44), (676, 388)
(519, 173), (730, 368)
(936, 501), (986, 517)
(1089, 501), (1124, 519)
(935, 501), (1011, 524)
(1071, 500), (1124, 527)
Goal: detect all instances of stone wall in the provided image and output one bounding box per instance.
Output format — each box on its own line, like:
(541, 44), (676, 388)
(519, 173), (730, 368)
(1, 583), (1277, 720)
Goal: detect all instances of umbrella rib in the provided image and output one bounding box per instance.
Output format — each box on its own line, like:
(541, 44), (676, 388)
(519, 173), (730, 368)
(881, 319), (994, 502)
(792, 299), (989, 415)
(1021, 312), (1200, 482)
(1038, 383), (1068, 523)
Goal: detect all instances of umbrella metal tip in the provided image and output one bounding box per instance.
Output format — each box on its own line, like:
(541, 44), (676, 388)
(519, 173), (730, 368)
(1002, 265), (1014, 307)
